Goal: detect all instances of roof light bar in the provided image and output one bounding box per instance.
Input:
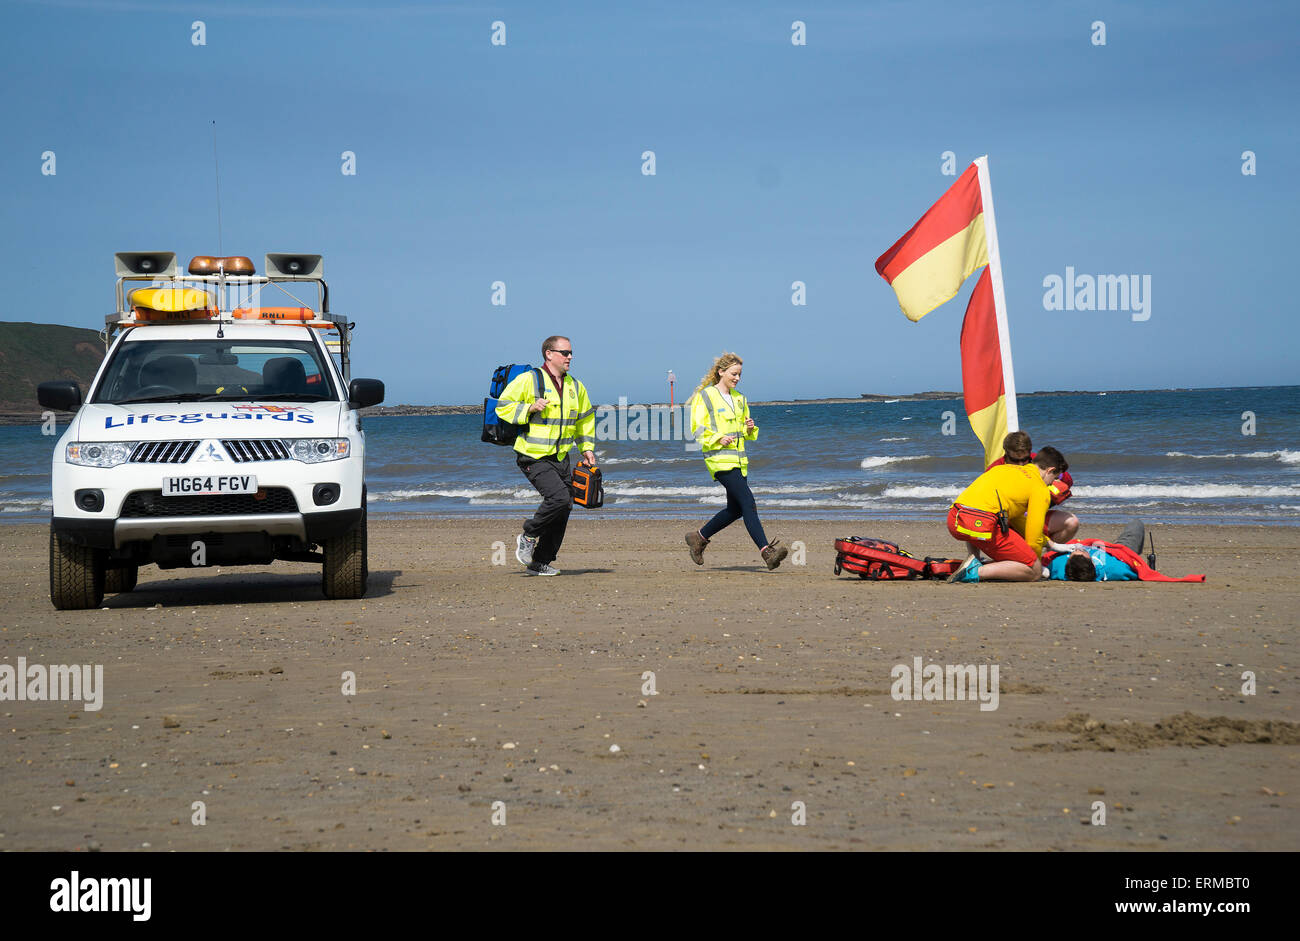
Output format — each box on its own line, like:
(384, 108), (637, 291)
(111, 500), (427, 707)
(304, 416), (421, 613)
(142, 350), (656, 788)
(189, 255), (256, 276)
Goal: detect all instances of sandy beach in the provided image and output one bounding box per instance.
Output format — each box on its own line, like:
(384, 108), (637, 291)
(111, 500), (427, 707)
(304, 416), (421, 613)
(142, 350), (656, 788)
(0, 517), (1295, 851)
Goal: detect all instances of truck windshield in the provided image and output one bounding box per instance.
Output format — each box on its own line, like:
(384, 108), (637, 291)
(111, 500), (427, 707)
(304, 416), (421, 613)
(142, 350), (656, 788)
(91, 338), (339, 404)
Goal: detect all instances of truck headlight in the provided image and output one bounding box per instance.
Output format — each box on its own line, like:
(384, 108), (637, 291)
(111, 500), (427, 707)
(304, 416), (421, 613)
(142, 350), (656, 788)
(66, 442), (135, 467)
(289, 438), (350, 463)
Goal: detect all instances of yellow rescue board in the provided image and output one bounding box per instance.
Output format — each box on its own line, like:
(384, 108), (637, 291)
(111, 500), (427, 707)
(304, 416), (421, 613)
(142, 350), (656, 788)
(128, 286), (214, 312)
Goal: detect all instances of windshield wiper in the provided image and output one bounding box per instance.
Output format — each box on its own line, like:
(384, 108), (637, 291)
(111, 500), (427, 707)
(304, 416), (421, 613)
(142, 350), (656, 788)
(115, 392), (208, 404)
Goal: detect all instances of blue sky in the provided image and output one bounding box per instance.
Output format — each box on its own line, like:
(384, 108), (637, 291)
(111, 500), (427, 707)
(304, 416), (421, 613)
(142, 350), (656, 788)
(2, 0), (1297, 405)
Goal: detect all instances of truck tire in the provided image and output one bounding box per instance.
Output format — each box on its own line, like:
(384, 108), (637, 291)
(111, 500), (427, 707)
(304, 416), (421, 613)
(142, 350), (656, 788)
(321, 508), (367, 599)
(50, 527), (105, 610)
(105, 565), (139, 594)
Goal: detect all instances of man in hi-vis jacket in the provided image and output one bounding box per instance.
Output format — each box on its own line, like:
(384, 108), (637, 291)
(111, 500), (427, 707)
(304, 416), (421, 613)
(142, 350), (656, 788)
(495, 335), (596, 576)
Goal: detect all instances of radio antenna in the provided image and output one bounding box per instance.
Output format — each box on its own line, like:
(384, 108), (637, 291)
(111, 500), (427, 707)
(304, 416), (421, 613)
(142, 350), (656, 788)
(211, 120), (224, 257)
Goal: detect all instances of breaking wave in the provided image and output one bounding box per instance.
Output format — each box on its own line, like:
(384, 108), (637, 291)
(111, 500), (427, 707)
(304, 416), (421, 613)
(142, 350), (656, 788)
(1166, 450), (1300, 465)
(860, 455), (930, 469)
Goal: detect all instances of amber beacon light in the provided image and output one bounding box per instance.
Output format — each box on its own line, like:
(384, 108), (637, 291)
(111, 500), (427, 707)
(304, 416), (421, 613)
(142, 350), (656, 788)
(188, 255), (255, 275)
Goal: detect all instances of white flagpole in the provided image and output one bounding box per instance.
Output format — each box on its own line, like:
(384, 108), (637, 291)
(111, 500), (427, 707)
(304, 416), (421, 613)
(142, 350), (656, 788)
(973, 155), (1019, 433)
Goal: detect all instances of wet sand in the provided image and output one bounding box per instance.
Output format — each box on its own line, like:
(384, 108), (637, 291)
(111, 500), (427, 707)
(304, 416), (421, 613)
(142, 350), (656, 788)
(0, 518), (1295, 851)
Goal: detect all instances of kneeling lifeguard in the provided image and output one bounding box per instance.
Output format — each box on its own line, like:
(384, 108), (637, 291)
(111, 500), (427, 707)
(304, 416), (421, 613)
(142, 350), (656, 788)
(945, 447), (1067, 583)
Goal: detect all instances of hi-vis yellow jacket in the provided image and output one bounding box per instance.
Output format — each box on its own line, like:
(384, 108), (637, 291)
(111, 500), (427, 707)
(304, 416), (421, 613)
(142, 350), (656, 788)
(690, 386), (758, 477)
(495, 369), (596, 461)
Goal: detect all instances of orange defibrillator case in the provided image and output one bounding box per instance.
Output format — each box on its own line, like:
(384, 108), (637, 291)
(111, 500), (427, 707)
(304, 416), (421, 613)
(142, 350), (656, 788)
(570, 463), (604, 509)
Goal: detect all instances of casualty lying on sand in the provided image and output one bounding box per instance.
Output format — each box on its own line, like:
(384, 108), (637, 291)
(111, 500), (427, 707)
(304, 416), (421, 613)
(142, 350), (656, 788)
(38, 251), (385, 610)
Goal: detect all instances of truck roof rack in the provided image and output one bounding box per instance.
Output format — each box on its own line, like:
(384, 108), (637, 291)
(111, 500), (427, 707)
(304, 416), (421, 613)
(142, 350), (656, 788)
(105, 251), (354, 381)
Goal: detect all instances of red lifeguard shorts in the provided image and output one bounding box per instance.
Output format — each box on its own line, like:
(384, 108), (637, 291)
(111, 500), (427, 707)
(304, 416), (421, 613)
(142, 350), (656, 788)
(946, 504), (1038, 567)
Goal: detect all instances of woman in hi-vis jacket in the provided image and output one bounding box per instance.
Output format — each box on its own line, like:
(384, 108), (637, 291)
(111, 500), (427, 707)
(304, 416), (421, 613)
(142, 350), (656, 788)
(684, 352), (787, 571)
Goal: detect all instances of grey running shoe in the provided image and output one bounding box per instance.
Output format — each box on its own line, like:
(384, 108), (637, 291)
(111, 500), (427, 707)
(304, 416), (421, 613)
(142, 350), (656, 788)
(761, 539), (788, 570)
(525, 562), (559, 576)
(516, 533), (538, 566)
(946, 553), (979, 584)
(685, 530), (709, 565)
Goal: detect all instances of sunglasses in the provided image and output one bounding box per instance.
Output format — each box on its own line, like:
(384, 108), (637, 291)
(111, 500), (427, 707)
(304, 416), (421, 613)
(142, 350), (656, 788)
(548, 349), (574, 357)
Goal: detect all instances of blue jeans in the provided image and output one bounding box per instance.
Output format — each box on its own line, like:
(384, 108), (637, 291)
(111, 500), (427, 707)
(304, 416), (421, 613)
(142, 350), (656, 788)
(701, 468), (768, 550)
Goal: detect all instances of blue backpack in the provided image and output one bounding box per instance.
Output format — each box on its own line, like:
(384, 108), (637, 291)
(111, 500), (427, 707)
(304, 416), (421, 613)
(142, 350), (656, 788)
(481, 364), (543, 446)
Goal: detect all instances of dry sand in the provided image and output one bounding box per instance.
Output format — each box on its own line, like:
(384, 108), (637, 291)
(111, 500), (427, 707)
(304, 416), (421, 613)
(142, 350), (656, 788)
(0, 518), (1296, 851)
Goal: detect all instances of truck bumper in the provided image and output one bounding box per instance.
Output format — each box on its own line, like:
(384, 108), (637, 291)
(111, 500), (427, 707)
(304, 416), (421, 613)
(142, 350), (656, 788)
(52, 508), (361, 549)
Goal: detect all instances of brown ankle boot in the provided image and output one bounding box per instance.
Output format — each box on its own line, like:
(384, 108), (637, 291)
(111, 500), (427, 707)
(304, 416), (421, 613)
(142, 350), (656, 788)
(761, 539), (788, 570)
(685, 531), (709, 565)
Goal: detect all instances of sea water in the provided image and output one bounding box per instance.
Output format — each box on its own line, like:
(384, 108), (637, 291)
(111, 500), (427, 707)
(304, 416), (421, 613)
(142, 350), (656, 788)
(3, 387), (1297, 526)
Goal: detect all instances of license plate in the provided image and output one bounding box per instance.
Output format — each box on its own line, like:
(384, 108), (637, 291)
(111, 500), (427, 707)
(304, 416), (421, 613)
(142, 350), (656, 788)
(161, 474), (258, 496)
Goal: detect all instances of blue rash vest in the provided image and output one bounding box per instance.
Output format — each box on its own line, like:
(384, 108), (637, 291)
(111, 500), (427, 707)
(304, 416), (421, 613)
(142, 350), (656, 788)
(1046, 545), (1137, 581)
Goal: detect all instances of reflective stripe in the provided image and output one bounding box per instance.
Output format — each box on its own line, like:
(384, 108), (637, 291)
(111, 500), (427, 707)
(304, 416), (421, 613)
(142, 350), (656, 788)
(574, 407), (594, 421)
(523, 434), (574, 446)
(703, 393), (720, 432)
(532, 416), (576, 426)
(513, 403), (530, 424)
(702, 448), (743, 458)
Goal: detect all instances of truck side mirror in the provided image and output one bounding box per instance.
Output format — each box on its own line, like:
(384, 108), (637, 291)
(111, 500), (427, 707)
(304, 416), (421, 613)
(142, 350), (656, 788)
(37, 380), (83, 412)
(348, 378), (384, 409)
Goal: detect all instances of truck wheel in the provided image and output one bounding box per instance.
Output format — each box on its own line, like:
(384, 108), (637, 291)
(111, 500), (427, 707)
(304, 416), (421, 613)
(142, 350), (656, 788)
(49, 527), (105, 610)
(105, 565), (139, 594)
(321, 509), (367, 599)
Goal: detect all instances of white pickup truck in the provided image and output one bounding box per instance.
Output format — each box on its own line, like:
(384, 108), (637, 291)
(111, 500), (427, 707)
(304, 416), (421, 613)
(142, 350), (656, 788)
(38, 251), (385, 609)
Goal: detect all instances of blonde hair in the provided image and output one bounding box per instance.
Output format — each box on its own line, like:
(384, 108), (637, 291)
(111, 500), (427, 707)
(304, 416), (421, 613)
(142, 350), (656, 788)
(693, 352), (743, 398)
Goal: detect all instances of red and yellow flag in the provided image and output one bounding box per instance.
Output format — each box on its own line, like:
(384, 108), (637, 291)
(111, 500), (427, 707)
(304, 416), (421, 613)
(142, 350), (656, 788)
(874, 163), (988, 322)
(960, 268), (1009, 468)
(875, 157), (1018, 467)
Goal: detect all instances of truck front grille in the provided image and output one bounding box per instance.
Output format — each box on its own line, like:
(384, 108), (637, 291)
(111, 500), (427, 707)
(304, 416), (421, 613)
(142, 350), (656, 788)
(129, 441), (199, 464)
(220, 439), (292, 462)
(120, 488), (299, 517)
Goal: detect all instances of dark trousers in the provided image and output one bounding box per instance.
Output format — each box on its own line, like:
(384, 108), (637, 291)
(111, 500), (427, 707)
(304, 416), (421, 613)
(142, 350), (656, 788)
(701, 468), (768, 550)
(1115, 519), (1145, 555)
(518, 451), (573, 566)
